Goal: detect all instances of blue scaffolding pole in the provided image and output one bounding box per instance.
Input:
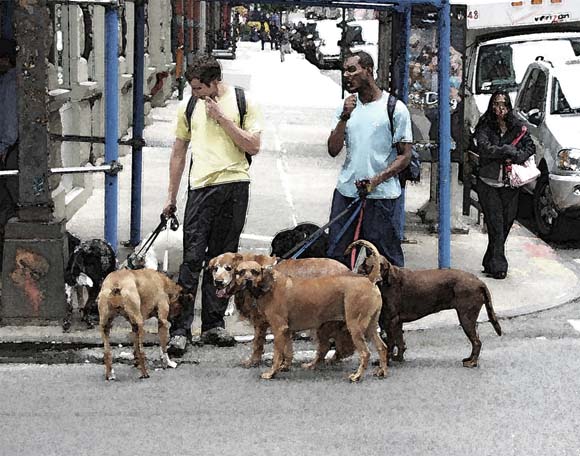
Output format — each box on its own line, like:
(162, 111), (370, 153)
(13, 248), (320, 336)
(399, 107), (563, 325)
(437, 0), (451, 268)
(104, 5), (119, 251)
(130, 0), (146, 246)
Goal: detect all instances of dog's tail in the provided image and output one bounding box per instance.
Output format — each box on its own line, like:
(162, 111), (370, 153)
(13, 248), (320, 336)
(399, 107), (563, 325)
(482, 283), (502, 336)
(344, 240), (382, 284)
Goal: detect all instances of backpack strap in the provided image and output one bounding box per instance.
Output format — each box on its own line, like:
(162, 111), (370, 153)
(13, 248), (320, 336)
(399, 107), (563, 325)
(185, 95), (197, 133)
(185, 87), (252, 165)
(387, 93), (397, 143)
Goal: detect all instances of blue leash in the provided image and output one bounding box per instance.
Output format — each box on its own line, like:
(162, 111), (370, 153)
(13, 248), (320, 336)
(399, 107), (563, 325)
(282, 197), (364, 259)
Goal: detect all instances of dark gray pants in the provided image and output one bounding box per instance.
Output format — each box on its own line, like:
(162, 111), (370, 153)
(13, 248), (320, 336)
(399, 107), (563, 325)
(0, 144), (18, 272)
(476, 179), (519, 275)
(171, 181), (249, 337)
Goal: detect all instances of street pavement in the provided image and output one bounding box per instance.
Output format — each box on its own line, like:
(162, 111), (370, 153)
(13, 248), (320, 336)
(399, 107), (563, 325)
(1, 42), (580, 356)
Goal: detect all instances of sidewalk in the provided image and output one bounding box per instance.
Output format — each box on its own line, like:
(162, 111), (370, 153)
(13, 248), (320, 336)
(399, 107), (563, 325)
(1, 42), (580, 354)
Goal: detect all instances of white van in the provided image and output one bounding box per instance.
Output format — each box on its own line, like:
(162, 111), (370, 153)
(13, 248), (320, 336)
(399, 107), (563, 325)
(513, 57), (580, 237)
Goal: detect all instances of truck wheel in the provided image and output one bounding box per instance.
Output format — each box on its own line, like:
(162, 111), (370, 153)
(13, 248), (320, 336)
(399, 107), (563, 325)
(533, 175), (559, 239)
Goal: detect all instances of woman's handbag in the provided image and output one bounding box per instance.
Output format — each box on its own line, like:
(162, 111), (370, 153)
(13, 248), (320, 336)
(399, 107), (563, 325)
(509, 155), (541, 187)
(507, 126), (541, 188)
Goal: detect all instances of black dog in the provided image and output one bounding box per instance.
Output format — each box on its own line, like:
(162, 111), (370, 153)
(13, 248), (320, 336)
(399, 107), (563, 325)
(63, 233), (116, 330)
(270, 223), (329, 259)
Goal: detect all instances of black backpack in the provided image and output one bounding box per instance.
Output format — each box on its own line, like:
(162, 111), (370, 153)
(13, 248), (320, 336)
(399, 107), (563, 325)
(387, 94), (421, 185)
(185, 86), (252, 165)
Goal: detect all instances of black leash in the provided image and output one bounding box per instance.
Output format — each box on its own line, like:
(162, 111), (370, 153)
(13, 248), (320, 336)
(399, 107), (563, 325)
(126, 210), (179, 270)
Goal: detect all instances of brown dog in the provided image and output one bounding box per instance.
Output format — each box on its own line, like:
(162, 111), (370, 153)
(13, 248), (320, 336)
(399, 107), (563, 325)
(208, 253), (355, 368)
(97, 269), (191, 380)
(353, 240), (502, 368)
(234, 249), (387, 382)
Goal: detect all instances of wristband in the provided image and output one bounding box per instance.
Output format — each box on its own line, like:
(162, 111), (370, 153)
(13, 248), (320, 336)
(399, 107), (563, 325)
(340, 113), (350, 122)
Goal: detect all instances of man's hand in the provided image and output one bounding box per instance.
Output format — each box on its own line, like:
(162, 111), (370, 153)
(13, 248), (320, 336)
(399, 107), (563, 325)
(205, 98), (226, 123)
(341, 95), (357, 120)
(162, 200), (177, 218)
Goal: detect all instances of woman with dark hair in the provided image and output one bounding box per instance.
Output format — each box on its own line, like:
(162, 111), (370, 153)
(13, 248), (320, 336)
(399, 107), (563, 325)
(473, 90), (535, 279)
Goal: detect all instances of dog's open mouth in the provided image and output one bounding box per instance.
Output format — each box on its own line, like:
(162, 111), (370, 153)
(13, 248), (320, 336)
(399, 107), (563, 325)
(215, 286), (230, 299)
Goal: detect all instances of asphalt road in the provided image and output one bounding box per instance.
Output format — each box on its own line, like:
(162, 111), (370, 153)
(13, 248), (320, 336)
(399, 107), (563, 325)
(1, 300), (580, 456)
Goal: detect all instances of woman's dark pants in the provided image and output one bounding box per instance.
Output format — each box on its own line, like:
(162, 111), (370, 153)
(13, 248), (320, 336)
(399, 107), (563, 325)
(476, 179), (519, 275)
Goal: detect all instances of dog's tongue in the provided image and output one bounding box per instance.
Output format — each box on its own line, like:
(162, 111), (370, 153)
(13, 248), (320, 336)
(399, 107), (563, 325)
(216, 288), (228, 299)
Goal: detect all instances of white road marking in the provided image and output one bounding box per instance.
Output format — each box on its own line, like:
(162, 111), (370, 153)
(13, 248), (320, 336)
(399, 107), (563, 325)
(240, 233), (274, 242)
(275, 130), (298, 227)
(568, 319), (580, 332)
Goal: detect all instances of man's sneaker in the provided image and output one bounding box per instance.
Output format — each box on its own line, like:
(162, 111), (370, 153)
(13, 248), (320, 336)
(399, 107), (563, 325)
(200, 327), (237, 347)
(167, 335), (188, 357)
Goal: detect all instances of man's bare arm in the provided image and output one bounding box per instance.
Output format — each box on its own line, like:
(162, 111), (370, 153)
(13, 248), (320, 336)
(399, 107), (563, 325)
(327, 119), (348, 157)
(163, 138), (189, 213)
(369, 143), (412, 189)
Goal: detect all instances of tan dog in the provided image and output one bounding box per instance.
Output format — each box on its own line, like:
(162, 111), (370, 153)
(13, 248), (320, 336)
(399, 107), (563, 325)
(354, 240), (502, 367)
(234, 246), (387, 382)
(208, 253), (355, 368)
(97, 269), (191, 380)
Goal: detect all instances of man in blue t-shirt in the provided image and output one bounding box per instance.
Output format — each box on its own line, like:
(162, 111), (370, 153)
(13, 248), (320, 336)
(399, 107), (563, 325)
(327, 50), (413, 268)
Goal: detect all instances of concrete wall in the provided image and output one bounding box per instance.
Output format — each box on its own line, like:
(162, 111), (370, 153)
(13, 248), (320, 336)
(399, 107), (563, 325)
(46, 2), (175, 223)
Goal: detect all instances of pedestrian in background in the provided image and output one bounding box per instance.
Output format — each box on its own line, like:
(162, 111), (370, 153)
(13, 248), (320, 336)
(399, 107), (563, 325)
(260, 21), (271, 51)
(279, 25), (291, 62)
(0, 38), (18, 274)
(327, 51), (412, 268)
(163, 55), (262, 355)
(473, 90), (535, 279)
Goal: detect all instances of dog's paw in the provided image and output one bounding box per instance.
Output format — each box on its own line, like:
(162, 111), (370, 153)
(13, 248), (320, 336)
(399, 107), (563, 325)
(301, 361), (318, 370)
(260, 370), (275, 380)
(165, 359), (178, 369)
(105, 370), (116, 381)
(139, 372), (150, 379)
(348, 372), (363, 383)
(241, 358), (261, 368)
(373, 367), (387, 378)
(462, 358), (478, 368)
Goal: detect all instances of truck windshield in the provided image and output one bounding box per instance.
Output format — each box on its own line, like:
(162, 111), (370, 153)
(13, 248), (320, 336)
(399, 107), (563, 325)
(476, 38), (580, 95)
(552, 77), (580, 114)
(476, 44), (517, 94)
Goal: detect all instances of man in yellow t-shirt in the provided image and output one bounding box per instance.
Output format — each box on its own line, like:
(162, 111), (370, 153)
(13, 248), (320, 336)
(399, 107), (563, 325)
(163, 55), (262, 354)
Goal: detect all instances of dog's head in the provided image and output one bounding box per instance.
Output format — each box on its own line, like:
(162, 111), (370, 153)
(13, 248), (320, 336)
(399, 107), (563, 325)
(208, 253), (277, 298)
(358, 254), (392, 285)
(65, 239), (117, 288)
(346, 240), (390, 285)
(208, 252), (244, 298)
(234, 261), (275, 296)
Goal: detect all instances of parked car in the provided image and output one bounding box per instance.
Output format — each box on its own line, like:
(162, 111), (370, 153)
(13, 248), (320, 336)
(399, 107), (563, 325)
(314, 19), (378, 71)
(514, 57), (580, 238)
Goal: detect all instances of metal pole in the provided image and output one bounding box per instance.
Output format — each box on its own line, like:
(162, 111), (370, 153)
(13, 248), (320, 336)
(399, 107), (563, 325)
(437, 0), (451, 268)
(130, 0), (145, 246)
(105, 5), (119, 252)
(398, 5), (411, 242)
(1, 0), (14, 39)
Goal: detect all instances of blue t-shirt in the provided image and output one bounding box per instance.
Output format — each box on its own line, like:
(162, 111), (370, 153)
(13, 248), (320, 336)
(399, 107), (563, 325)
(332, 91), (413, 199)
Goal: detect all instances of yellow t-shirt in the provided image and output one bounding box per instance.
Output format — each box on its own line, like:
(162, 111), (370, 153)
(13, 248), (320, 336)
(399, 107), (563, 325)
(175, 86), (262, 189)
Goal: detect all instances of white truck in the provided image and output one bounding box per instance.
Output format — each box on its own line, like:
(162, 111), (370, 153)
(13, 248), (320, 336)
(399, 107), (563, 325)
(459, 0), (580, 238)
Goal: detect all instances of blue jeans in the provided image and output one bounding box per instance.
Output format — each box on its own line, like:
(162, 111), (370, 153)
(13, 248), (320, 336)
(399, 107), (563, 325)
(326, 189), (404, 268)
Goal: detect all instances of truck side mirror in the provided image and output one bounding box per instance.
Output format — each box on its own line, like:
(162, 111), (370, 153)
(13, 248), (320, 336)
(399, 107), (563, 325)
(527, 108), (542, 126)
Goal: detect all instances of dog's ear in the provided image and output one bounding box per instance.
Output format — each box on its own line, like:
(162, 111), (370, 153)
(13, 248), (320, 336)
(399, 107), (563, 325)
(380, 257), (391, 286)
(258, 266), (275, 293)
(233, 253), (244, 265)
